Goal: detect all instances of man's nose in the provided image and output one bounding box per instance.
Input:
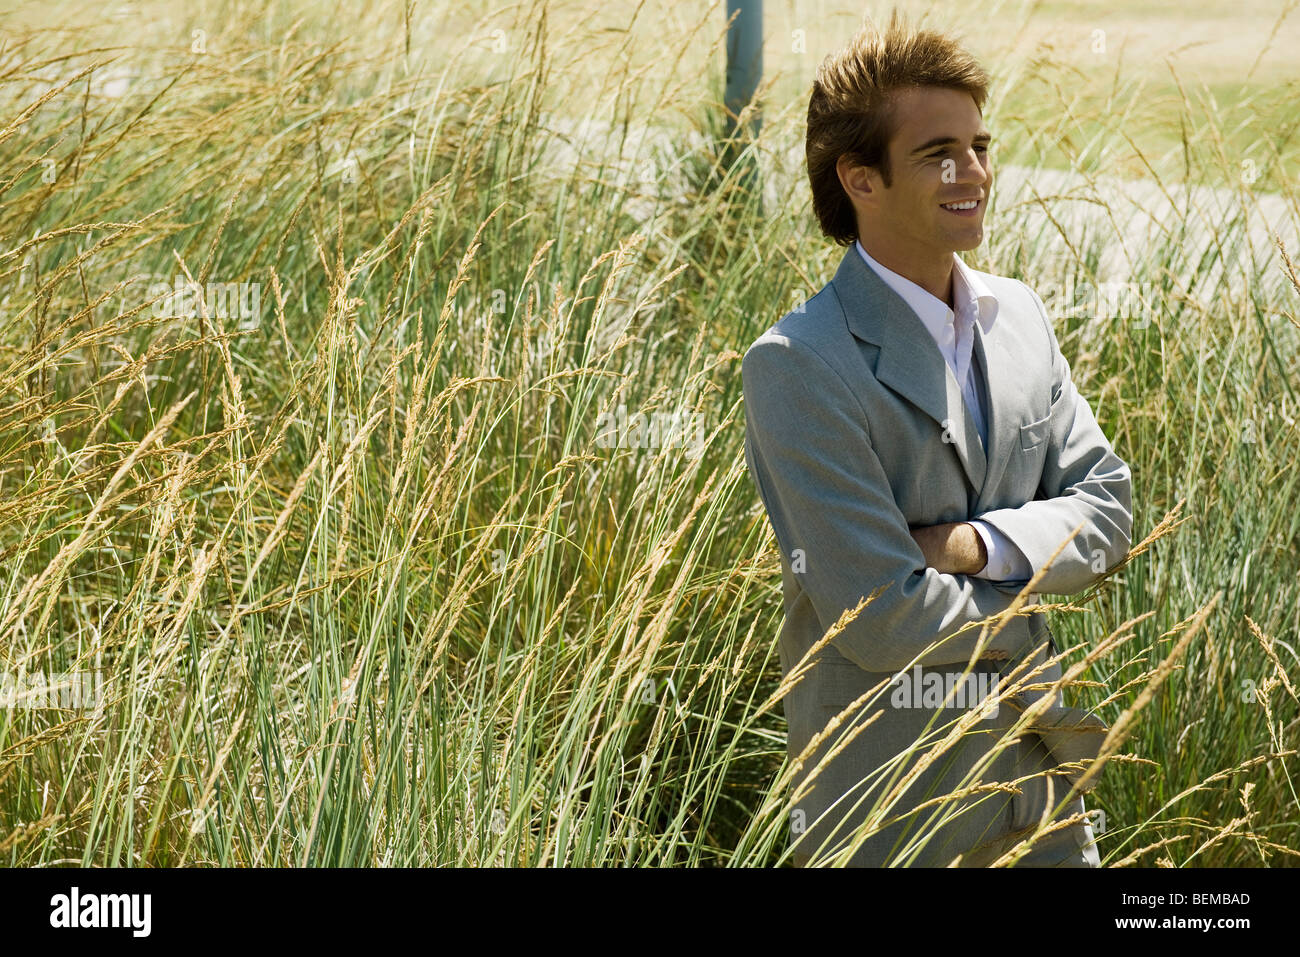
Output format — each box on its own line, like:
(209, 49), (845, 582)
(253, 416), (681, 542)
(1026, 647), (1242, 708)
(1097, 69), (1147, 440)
(958, 150), (989, 185)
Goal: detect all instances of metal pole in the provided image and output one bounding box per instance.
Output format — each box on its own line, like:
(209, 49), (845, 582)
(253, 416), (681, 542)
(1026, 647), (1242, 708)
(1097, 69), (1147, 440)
(723, 0), (763, 202)
(724, 0), (763, 138)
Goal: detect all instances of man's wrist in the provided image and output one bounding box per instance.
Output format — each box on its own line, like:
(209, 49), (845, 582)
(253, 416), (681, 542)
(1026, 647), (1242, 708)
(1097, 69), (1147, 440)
(909, 522), (990, 575)
(961, 522), (988, 575)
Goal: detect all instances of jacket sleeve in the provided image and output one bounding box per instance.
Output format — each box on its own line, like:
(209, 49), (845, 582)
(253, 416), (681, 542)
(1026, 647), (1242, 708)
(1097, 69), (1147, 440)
(971, 282), (1133, 595)
(742, 332), (1040, 673)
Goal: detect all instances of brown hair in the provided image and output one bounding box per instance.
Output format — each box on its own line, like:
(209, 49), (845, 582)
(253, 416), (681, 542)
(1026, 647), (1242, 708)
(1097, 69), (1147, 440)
(806, 12), (989, 246)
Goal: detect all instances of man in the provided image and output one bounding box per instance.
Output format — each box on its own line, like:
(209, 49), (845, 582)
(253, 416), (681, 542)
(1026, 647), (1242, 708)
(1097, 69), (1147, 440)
(741, 16), (1132, 867)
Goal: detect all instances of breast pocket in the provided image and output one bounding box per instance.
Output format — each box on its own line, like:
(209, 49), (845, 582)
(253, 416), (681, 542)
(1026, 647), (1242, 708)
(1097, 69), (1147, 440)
(1019, 413), (1051, 451)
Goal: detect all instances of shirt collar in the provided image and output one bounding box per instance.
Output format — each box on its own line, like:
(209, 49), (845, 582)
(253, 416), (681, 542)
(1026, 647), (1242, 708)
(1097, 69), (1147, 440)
(855, 239), (999, 336)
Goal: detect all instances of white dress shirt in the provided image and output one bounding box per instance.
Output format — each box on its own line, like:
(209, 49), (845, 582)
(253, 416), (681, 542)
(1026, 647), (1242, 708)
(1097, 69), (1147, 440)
(855, 240), (1033, 583)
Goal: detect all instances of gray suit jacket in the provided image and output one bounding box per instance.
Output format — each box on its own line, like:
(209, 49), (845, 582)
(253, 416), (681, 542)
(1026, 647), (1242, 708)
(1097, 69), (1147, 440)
(741, 245), (1132, 866)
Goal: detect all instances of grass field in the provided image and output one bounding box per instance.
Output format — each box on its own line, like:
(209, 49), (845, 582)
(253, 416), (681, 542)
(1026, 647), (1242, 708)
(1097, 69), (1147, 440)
(0, 0), (1297, 866)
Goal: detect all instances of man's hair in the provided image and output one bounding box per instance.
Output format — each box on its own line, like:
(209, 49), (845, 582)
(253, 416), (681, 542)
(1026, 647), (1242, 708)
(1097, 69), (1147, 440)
(806, 13), (989, 246)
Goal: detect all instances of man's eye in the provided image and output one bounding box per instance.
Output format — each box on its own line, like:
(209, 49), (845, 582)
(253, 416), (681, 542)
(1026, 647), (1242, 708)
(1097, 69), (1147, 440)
(930, 145), (988, 158)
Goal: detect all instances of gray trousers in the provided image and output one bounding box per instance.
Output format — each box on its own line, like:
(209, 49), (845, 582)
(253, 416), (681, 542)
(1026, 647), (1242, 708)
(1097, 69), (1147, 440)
(959, 731), (1101, 868)
(791, 729), (1101, 868)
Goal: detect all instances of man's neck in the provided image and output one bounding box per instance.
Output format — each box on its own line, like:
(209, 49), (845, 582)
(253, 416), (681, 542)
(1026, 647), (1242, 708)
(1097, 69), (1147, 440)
(859, 239), (955, 307)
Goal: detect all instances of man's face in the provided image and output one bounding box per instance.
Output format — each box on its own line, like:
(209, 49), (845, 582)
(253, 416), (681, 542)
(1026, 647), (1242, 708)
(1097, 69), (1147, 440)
(853, 85), (993, 257)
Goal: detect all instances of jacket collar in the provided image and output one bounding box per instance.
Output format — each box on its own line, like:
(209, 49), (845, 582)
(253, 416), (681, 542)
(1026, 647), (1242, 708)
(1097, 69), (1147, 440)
(829, 243), (1018, 497)
(855, 240), (999, 344)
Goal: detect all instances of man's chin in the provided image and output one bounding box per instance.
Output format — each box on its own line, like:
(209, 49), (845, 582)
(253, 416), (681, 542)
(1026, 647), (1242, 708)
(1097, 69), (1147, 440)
(949, 228), (985, 251)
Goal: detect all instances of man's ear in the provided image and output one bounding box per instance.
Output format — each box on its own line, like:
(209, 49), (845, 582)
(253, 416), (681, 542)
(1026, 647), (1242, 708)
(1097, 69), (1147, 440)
(836, 154), (880, 212)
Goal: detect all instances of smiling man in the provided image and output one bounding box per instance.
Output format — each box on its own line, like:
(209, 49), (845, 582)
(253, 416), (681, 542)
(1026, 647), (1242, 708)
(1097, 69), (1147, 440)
(741, 16), (1132, 867)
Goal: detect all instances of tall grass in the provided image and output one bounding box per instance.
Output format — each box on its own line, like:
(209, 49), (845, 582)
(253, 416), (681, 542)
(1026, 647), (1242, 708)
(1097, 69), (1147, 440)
(0, 0), (1296, 866)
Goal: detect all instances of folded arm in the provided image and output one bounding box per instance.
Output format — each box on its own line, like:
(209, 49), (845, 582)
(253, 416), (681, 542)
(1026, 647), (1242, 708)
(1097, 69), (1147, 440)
(912, 519), (1040, 605)
(908, 520), (989, 576)
(969, 282), (1133, 595)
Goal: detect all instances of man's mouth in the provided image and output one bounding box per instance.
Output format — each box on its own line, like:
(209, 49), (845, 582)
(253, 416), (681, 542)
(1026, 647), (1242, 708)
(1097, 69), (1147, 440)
(940, 198), (982, 216)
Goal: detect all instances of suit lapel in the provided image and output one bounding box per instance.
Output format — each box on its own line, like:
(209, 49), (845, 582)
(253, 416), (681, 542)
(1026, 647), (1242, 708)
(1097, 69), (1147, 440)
(830, 246), (987, 492)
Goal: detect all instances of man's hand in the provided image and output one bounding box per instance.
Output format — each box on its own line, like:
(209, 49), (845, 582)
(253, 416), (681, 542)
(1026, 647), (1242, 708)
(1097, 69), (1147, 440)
(908, 521), (987, 575)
